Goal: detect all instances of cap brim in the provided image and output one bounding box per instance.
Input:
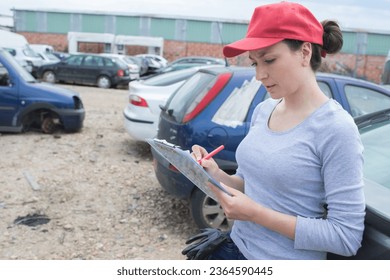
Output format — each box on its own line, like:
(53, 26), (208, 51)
(223, 37), (284, 58)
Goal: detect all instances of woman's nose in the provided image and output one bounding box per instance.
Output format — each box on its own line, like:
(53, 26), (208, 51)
(256, 67), (268, 81)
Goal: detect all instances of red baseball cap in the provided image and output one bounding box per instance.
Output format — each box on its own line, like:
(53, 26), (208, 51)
(223, 2), (324, 58)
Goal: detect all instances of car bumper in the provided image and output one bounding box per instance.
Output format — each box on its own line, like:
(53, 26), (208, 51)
(114, 76), (132, 86)
(129, 72), (140, 80)
(123, 107), (156, 141)
(56, 108), (85, 132)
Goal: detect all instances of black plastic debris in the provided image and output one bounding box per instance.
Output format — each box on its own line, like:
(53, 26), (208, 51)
(14, 213), (50, 227)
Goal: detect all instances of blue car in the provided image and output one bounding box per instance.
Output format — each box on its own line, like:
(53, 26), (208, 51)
(151, 66), (390, 259)
(0, 48), (85, 133)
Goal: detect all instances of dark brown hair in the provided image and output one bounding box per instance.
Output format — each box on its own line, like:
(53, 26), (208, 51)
(284, 20), (343, 71)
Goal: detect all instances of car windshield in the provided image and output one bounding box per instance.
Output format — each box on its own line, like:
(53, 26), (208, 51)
(212, 76), (262, 128)
(359, 118), (390, 220)
(165, 71), (216, 121)
(0, 50), (35, 82)
(45, 52), (60, 61)
(22, 46), (41, 58)
(360, 119), (390, 190)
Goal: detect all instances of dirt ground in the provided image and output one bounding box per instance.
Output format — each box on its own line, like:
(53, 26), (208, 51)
(0, 84), (199, 260)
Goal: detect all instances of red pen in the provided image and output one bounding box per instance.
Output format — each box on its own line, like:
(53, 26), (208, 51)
(198, 145), (225, 164)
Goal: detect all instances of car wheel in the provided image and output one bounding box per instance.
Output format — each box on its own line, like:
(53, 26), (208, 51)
(97, 75), (111, 89)
(43, 71), (56, 83)
(190, 187), (233, 231)
(41, 116), (58, 134)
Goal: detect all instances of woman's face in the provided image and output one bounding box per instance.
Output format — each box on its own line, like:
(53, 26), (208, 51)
(249, 41), (309, 100)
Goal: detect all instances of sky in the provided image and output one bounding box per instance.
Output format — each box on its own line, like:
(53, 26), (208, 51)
(1, 0), (390, 33)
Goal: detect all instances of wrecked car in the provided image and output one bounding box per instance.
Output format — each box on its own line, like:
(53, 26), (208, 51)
(0, 48), (85, 133)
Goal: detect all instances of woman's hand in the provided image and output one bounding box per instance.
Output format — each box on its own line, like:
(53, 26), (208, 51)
(208, 182), (297, 240)
(208, 182), (260, 222)
(191, 144), (221, 178)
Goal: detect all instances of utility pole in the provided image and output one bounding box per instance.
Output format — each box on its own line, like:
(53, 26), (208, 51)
(353, 32), (367, 78)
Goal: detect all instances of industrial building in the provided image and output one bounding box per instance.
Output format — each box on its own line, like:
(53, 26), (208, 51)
(9, 8), (390, 83)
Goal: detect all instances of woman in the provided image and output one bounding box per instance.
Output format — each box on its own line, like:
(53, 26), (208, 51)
(190, 1), (365, 260)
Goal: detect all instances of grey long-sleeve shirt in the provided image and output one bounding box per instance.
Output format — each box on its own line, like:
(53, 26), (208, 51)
(231, 98), (365, 259)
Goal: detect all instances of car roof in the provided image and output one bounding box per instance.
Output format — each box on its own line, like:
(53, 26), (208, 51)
(197, 66), (254, 74)
(173, 56), (224, 61)
(142, 65), (218, 86)
(316, 72), (383, 86)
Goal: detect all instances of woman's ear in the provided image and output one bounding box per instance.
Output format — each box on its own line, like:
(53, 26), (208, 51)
(301, 42), (312, 67)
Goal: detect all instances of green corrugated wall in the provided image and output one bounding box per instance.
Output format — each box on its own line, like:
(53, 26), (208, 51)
(13, 9), (390, 56)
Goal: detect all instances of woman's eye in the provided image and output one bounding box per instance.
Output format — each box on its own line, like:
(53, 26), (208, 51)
(264, 58), (275, 64)
(250, 62), (257, 67)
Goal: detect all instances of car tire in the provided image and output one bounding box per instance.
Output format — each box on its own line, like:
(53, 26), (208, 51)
(189, 187), (233, 231)
(97, 75), (111, 89)
(43, 71), (56, 83)
(41, 116), (58, 134)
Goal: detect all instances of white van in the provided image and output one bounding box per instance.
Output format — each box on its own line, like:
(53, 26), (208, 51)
(0, 30), (44, 75)
(30, 44), (60, 65)
(30, 44), (54, 53)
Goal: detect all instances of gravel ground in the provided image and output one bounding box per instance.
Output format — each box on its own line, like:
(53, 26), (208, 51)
(0, 84), (198, 260)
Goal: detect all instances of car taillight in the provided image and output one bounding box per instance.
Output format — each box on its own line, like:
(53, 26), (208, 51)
(117, 69), (125, 77)
(168, 164), (179, 172)
(182, 72), (231, 123)
(129, 95), (148, 107)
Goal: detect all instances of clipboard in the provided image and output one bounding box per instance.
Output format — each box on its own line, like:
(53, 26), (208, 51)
(147, 138), (232, 201)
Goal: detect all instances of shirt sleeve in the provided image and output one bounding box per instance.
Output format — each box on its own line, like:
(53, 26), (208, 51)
(294, 115), (366, 256)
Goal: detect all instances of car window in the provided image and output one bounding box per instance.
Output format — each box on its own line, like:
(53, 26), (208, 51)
(166, 72), (215, 121)
(104, 57), (115, 67)
(83, 56), (101, 66)
(0, 51), (35, 82)
(172, 58), (186, 64)
(344, 85), (390, 117)
(111, 57), (128, 68)
(317, 81), (333, 98)
(67, 56), (83, 66)
(22, 47), (41, 58)
(0, 63), (10, 86)
(212, 77), (262, 128)
(360, 120), (390, 189)
(4, 48), (16, 56)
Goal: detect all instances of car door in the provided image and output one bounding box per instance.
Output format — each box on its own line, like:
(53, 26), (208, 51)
(0, 63), (19, 128)
(56, 55), (83, 83)
(341, 83), (390, 117)
(81, 55), (103, 85)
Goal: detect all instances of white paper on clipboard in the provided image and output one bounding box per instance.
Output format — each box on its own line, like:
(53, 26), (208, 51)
(147, 138), (232, 201)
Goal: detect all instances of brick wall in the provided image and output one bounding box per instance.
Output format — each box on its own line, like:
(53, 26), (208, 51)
(21, 32), (69, 52)
(20, 32), (387, 84)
